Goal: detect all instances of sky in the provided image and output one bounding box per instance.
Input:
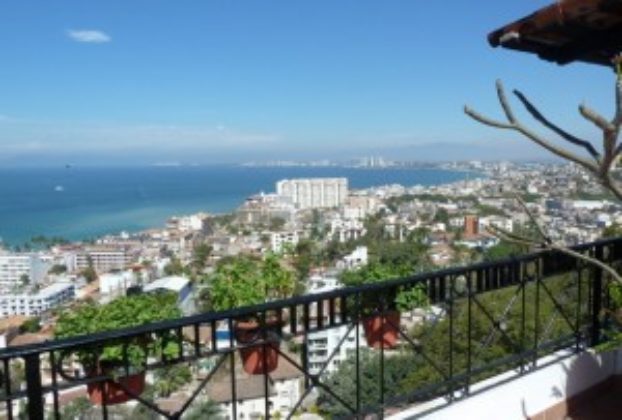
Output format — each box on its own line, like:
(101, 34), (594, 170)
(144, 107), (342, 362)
(0, 1), (616, 165)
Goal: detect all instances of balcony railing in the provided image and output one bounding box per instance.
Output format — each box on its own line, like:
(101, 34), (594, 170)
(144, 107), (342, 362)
(1, 238), (621, 419)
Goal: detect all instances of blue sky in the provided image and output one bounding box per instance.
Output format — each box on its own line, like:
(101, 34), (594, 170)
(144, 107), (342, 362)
(0, 1), (615, 165)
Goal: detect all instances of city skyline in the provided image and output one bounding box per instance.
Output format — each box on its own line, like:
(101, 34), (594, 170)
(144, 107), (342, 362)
(0, 1), (613, 165)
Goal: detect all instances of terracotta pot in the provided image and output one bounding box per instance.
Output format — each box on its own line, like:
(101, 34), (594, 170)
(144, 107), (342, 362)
(234, 318), (282, 375)
(362, 310), (401, 349)
(87, 369), (145, 405)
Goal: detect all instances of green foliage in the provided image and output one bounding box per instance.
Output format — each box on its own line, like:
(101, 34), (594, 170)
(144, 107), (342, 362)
(340, 262), (428, 313)
(292, 239), (320, 281)
(184, 399), (225, 420)
(475, 204), (507, 217)
(153, 364), (192, 397)
(55, 293), (181, 369)
(191, 243), (212, 273)
(320, 272), (586, 416)
(207, 254), (295, 311)
(433, 208), (450, 224)
(269, 216), (287, 231)
(60, 396), (93, 419)
(164, 256), (186, 276)
(19, 317), (41, 333)
(80, 266), (97, 283)
(483, 240), (528, 261)
(19, 274), (29, 286)
(603, 223), (622, 239)
(48, 264), (68, 275)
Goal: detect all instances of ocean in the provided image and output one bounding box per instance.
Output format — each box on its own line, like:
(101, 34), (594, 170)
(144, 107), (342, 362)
(0, 166), (473, 245)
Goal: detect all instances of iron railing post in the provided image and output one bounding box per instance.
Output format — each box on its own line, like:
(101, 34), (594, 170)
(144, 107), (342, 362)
(591, 245), (604, 347)
(24, 353), (44, 419)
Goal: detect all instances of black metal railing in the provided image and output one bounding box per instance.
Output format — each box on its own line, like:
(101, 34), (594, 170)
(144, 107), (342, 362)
(1, 238), (622, 419)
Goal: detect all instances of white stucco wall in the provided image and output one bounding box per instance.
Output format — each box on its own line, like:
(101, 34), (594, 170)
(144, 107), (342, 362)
(390, 348), (622, 420)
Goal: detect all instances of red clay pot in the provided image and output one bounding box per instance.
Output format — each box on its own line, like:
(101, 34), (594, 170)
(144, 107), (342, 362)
(87, 370), (146, 405)
(234, 318), (282, 375)
(362, 310), (401, 349)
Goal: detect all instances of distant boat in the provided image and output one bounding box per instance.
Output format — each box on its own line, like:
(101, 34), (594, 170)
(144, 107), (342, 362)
(54, 185), (64, 192)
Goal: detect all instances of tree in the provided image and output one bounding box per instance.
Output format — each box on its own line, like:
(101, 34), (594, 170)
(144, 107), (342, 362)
(164, 256), (186, 276)
(153, 364), (192, 398)
(465, 75), (622, 283)
(19, 317), (41, 333)
(48, 264), (67, 275)
(191, 243), (212, 273)
(269, 216), (286, 231)
(183, 399), (224, 420)
(19, 274), (29, 286)
(80, 266), (97, 283)
(603, 223), (622, 239)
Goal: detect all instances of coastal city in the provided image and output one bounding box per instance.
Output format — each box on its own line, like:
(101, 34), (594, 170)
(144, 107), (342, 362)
(1, 159), (619, 418)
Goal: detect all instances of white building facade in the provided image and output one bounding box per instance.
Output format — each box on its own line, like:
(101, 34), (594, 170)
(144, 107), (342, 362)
(0, 254), (50, 289)
(0, 282), (75, 317)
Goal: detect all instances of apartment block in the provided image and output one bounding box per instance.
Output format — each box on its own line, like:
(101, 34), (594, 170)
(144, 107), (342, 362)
(0, 282), (75, 317)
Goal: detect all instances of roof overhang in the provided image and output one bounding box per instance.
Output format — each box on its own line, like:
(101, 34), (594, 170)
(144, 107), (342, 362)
(488, 0), (622, 66)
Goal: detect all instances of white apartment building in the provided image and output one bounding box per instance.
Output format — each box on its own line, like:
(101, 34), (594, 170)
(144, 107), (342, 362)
(0, 254), (50, 289)
(276, 178), (348, 209)
(330, 217), (365, 243)
(271, 231), (300, 253)
(306, 275), (366, 376)
(99, 270), (137, 296)
(75, 248), (131, 273)
(0, 282), (75, 317)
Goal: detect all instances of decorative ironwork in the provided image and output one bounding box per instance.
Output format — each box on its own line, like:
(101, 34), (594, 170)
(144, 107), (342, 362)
(1, 238), (621, 419)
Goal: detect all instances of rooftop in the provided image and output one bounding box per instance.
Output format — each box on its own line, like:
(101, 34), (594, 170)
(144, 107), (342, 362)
(488, 0), (622, 66)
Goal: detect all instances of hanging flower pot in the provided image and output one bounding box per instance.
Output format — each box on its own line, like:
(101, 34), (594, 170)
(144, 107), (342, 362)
(208, 254), (295, 374)
(234, 317), (282, 375)
(362, 310), (401, 349)
(87, 363), (146, 405)
(54, 293), (182, 405)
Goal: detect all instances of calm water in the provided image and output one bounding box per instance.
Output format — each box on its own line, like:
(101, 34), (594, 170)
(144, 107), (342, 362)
(0, 166), (472, 245)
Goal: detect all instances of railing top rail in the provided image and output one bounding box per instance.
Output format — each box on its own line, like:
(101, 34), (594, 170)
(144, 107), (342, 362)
(1, 236), (619, 359)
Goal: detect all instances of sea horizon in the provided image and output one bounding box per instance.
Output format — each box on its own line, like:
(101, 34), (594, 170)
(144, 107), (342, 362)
(0, 165), (476, 245)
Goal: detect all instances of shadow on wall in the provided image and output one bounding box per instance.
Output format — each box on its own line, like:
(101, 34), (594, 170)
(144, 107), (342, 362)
(564, 352), (622, 420)
(519, 351), (614, 420)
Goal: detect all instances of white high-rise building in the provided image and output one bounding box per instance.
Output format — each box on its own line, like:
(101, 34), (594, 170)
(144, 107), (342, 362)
(276, 178), (348, 209)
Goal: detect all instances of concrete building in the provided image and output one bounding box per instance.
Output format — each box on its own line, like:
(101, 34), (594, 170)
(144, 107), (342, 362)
(0, 282), (75, 317)
(76, 248), (131, 273)
(306, 275), (366, 376)
(276, 178), (348, 209)
(0, 253), (50, 289)
(143, 276), (193, 314)
(271, 231), (300, 253)
(464, 215), (479, 236)
(99, 271), (137, 297)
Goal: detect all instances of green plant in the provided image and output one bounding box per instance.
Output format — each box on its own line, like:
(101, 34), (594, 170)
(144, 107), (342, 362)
(340, 262), (428, 315)
(208, 254), (295, 312)
(55, 292), (181, 371)
(19, 317), (41, 333)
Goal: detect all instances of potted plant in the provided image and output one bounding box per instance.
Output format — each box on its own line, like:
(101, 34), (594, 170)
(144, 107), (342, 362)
(341, 262), (428, 349)
(55, 292), (181, 405)
(208, 254), (295, 375)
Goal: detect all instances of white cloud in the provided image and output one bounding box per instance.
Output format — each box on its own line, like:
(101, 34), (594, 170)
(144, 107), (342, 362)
(67, 29), (111, 43)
